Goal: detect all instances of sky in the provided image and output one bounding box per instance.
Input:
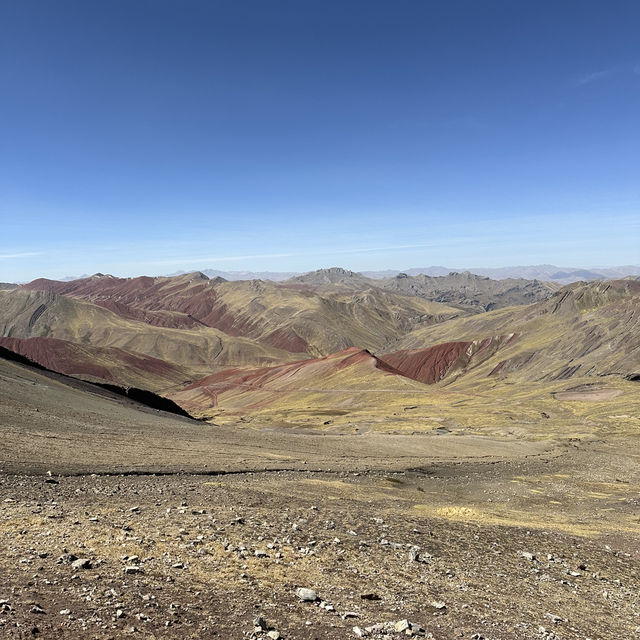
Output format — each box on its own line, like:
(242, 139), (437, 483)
(1, 0), (639, 281)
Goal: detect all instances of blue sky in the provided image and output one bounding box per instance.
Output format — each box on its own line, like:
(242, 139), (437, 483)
(1, 0), (639, 281)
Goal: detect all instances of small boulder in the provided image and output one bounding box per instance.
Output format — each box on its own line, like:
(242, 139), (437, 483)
(71, 558), (91, 570)
(296, 588), (318, 602)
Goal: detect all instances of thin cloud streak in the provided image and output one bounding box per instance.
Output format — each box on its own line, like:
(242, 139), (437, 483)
(0, 251), (43, 259)
(576, 68), (617, 86)
(575, 63), (640, 86)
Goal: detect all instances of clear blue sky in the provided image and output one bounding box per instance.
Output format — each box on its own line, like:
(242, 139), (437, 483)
(1, 0), (639, 281)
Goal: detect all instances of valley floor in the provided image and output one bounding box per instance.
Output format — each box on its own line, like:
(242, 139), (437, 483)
(0, 435), (639, 640)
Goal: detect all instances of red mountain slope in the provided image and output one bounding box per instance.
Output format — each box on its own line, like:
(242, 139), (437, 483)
(381, 335), (518, 384)
(0, 336), (186, 390)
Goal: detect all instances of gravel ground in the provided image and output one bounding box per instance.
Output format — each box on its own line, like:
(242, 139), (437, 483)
(0, 458), (638, 640)
(1, 356), (638, 639)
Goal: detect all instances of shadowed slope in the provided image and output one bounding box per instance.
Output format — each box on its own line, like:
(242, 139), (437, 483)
(0, 345), (193, 419)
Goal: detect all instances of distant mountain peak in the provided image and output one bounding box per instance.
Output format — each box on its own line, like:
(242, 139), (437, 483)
(288, 267), (367, 286)
(315, 267), (359, 276)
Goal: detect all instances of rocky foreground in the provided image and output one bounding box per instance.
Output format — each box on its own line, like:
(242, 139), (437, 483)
(0, 468), (637, 640)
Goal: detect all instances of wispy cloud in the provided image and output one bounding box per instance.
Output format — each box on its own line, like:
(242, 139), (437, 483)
(575, 63), (640, 86)
(575, 67), (618, 86)
(0, 251), (42, 259)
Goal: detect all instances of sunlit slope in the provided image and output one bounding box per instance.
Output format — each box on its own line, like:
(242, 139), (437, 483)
(0, 289), (297, 382)
(384, 279), (640, 384)
(169, 347), (429, 419)
(23, 272), (462, 355)
(169, 342), (640, 439)
(213, 280), (461, 355)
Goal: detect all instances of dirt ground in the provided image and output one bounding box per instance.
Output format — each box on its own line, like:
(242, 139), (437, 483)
(1, 438), (639, 640)
(1, 358), (639, 639)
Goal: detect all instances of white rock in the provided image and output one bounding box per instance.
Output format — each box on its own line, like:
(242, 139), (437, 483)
(71, 558), (91, 570)
(296, 587), (318, 602)
(395, 620), (411, 632)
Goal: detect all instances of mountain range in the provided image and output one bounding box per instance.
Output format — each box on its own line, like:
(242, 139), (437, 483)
(38, 264), (640, 286)
(179, 264), (640, 284)
(0, 268), (637, 428)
